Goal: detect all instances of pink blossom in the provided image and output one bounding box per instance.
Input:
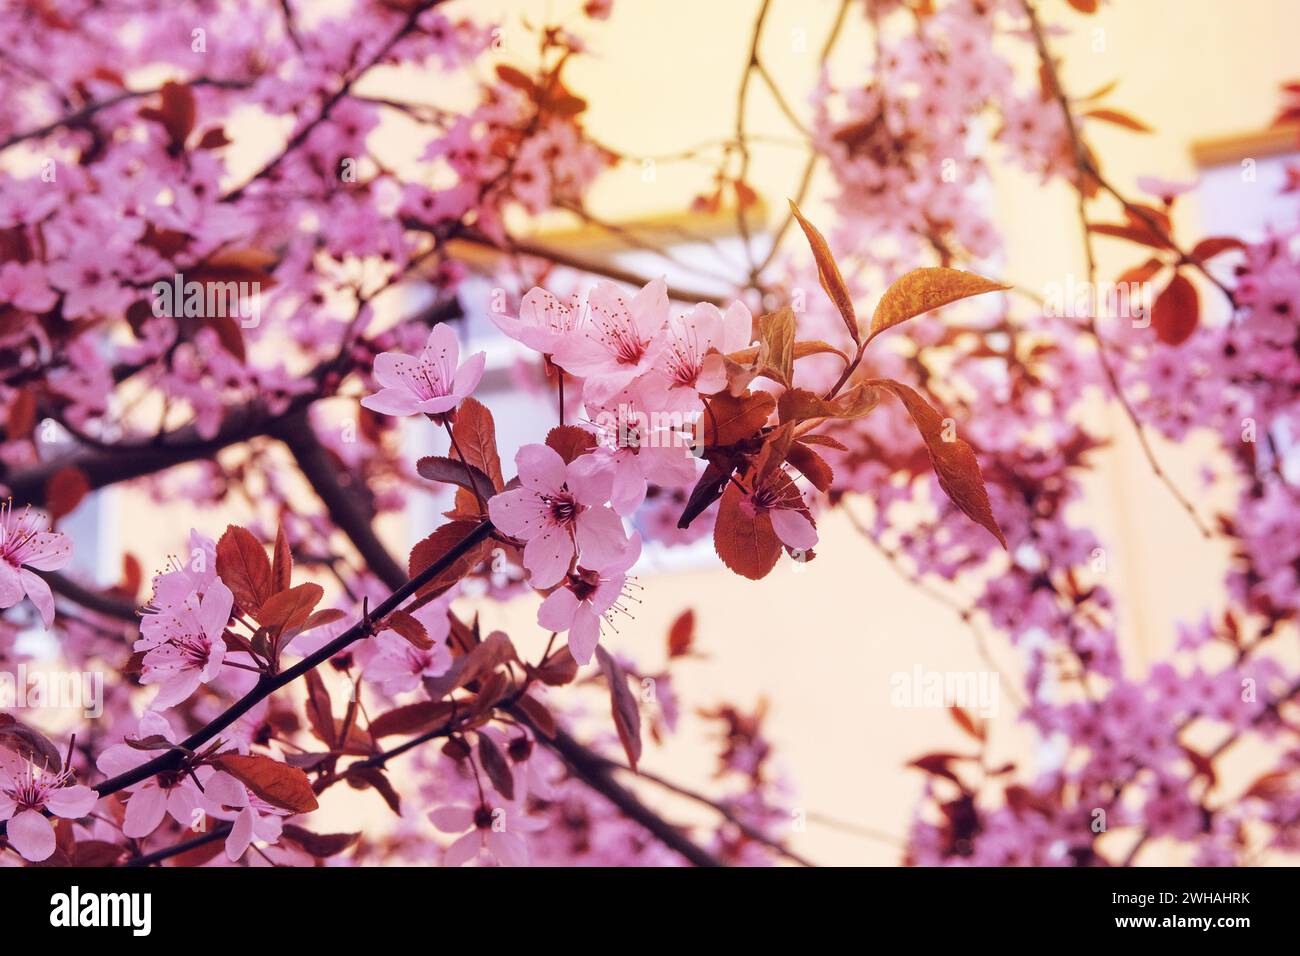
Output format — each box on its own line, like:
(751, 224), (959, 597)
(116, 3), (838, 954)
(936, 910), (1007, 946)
(361, 323), (486, 418)
(588, 376), (699, 515)
(537, 533), (641, 664)
(135, 580), (235, 709)
(364, 599), (453, 694)
(96, 713), (237, 840)
(550, 279), (670, 403)
(0, 754), (98, 862)
(740, 475), (818, 551)
(0, 503), (73, 629)
(656, 301), (752, 407)
(487, 444), (630, 588)
(430, 801), (545, 867)
(491, 287), (584, 354)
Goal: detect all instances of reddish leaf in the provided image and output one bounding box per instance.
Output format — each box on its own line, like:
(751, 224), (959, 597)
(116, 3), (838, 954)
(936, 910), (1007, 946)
(257, 583), (323, 636)
(667, 609), (695, 658)
(1083, 107), (1152, 133)
(544, 425), (596, 464)
(216, 526), (274, 618)
(867, 380), (1007, 548)
(867, 268), (1008, 344)
(477, 733), (515, 800)
(451, 397), (504, 491)
(303, 669), (334, 747)
(44, 466), (90, 520)
(0, 714), (62, 771)
(215, 754), (319, 813)
(369, 700), (456, 739)
(713, 480), (781, 580)
(703, 390), (775, 447)
(786, 441), (834, 492)
(280, 825), (360, 858)
(1190, 236), (1246, 263)
(272, 524), (292, 593)
(344, 765), (401, 816)
(595, 646), (642, 770)
(1151, 272), (1200, 345)
(949, 706), (986, 742)
(6, 387), (36, 441)
(515, 694), (557, 739)
(416, 455), (495, 502)
(788, 199), (859, 344)
(381, 608), (432, 650)
(408, 520), (493, 598)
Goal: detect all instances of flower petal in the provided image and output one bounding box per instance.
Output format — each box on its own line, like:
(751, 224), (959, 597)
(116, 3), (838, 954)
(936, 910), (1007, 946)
(536, 586), (580, 633)
(515, 444), (566, 493)
(575, 507), (629, 571)
(361, 387), (422, 417)
(770, 507), (818, 550)
(523, 527), (574, 589)
(8, 809), (55, 862)
(46, 785), (97, 819)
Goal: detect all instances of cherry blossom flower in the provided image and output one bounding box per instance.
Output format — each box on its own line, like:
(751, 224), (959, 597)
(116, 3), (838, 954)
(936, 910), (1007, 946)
(740, 474), (818, 551)
(588, 376), (699, 515)
(135, 580), (235, 709)
(0, 502), (73, 629)
(147, 529), (219, 609)
(430, 801), (545, 867)
(491, 287), (584, 355)
(656, 300), (753, 408)
(0, 753), (98, 862)
(488, 444), (630, 588)
(364, 599), (453, 695)
(537, 533), (642, 664)
(96, 713), (239, 840)
(361, 323), (486, 418)
(551, 278), (670, 403)
(213, 787), (290, 862)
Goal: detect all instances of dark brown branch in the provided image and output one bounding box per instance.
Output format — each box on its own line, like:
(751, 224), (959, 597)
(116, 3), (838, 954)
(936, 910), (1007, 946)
(93, 519), (494, 798)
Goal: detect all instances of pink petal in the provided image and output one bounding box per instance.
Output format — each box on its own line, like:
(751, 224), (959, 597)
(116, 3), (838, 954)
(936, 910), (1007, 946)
(19, 568), (55, 628)
(19, 531), (73, 571)
(574, 507), (629, 571)
(361, 387), (422, 416)
(371, 351), (409, 390)
(46, 784), (97, 819)
(567, 604), (602, 665)
(0, 561), (24, 607)
(487, 488), (549, 538)
(608, 459), (647, 515)
(198, 581), (234, 639)
(567, 452), (615, 506)
(515, 444), (566, 493)
(444, 830), (482, 867)
(628, 277), (669, 340)
(486, 829), (529, 867)
(123, 784), (168, 839)
(8, 809), (55, 862)
(226, 806), (255, 861)
(536, 586), (580, 632)
(523, 527), (574, 589)
(429, 805), (474, 833)
(453, 351), (486, 395)
(770, 507), (818, 550)
(423, 322), (461, 369)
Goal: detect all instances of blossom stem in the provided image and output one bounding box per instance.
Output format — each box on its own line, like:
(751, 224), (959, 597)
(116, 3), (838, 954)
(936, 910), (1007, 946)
(93, 519), (496, 799)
